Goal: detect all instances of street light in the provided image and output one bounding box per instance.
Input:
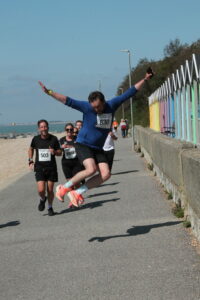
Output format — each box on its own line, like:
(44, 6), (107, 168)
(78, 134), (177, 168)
(119, 88), (125, 119)
(120, 49), (134, 149)
(98, 80), (102, 92)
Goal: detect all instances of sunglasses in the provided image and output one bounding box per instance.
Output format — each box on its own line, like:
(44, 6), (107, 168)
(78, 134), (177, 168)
(66, 128), (73, 132)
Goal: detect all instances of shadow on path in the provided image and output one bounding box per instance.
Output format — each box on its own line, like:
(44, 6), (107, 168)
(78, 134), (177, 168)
(112, 170), (139, 176)
(95, 182), (120, 188)
(88, 221), (182, 242)
(57, 198), (120, 215)
(87, 191), (118, 198)
(0, 220), (20, 229)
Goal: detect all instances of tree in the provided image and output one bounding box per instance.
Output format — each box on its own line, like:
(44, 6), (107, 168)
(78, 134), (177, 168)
(163, 38), (188, 57)
(115, 38), (200, 127)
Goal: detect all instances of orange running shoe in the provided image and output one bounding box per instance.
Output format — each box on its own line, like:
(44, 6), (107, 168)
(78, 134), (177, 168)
(56, 185), (72, 202)
(67, 190), (84, 207)
(78, 195), (84, 206)
(68, 202), (75, 209)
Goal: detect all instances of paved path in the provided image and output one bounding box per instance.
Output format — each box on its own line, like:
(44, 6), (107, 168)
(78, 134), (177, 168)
(0, 137), (200, 300)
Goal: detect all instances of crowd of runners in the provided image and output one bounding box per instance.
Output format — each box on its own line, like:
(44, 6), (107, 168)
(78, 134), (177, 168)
(28, 68), (154, 216)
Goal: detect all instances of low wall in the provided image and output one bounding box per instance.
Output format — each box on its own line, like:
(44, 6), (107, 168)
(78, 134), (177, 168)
(134, 125), (200, 241)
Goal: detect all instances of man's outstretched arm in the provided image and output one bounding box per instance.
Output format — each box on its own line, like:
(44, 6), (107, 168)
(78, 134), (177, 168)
(134, 70), (153, 90)
(38, 81), (89, 113)
(38, 81), (67, 104)
(108, 68), (154, 110)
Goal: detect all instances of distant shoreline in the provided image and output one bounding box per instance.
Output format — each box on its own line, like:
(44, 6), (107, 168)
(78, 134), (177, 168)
(0, 122), (69, 138)
(0, 121), (68, 127)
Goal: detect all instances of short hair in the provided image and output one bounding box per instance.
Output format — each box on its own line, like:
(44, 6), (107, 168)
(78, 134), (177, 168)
(88, 91), (105, 103)
(37, 119), (49, 127)
(65, 122), (74, 130)
(75, 120), (83, 125)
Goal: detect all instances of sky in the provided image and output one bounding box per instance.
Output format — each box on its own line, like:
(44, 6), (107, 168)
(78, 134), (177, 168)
(0, 0), (200, 125)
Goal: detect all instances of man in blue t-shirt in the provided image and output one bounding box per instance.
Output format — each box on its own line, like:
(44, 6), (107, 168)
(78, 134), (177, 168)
(39, 69), (153, 207)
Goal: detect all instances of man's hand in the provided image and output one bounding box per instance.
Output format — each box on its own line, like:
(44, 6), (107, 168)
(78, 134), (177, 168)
(49, 146), (55, 155)
(145, 67), (154, 81)
(29, 161), (34, 171)
(38, 81), (51, 94)
(109, 131), (118, 140)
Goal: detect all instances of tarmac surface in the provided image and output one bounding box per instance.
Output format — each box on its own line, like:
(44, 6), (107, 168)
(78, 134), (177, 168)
(0, 137), (200, 300)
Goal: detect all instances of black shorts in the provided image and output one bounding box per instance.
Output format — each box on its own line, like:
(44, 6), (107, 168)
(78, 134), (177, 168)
(104, 149), (115, 171)
(61, 159), (84, 179)
(75, 143), (108, 165)
(34, 165), (58, 182)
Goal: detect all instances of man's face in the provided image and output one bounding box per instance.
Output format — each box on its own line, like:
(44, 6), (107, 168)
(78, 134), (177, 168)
(38, 122), (49, 137)
(91, 98), (105, 114)
(76, 122), (82, 130)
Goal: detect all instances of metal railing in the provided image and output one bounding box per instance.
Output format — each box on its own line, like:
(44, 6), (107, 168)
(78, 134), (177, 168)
(149, 54), (200, 145)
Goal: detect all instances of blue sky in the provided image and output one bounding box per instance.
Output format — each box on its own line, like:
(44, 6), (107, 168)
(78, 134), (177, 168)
(0, 0), (199, 124)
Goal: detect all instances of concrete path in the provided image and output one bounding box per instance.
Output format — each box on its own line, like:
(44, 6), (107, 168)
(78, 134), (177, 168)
(0, 137), (200, 300)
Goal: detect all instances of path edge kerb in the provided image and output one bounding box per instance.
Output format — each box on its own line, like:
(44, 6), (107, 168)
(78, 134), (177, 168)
(134, 125), (200, 242)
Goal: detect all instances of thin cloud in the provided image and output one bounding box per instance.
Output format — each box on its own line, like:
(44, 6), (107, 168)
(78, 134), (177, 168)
(7, 75), (37, 82)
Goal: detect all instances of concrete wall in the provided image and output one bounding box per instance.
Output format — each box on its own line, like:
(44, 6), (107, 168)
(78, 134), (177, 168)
(134, 125), (200, 241)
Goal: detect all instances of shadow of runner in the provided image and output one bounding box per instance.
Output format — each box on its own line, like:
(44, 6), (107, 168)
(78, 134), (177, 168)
(87, 191), (118, 198)
(95, 182), (120, 188)
(88, 221), (182, 242)
(0, 220), (20, 229)
(112, 170), (139, 175)
(57, 198), (120, 215)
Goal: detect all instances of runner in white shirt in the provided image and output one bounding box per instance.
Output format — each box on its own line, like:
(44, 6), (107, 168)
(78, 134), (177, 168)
(103, 128), (118, 171)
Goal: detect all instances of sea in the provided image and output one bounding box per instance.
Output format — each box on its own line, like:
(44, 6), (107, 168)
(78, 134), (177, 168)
(0, 123), (66, 137)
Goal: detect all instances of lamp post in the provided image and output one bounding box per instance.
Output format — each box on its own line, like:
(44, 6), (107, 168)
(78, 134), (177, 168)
(120, 49), (134, 149)
(98, 80), (102, 92)
(119, 88), (125, 119)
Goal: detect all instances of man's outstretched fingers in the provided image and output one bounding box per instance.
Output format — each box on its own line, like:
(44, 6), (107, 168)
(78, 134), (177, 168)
(38, 81), (48, 93)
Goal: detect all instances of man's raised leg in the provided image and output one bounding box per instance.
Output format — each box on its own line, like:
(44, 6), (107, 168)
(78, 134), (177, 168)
(56, 158), (97, 202)
(67, 162), (111, 207)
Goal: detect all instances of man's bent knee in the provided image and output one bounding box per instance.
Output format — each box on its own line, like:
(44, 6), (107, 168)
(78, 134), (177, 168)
(101, 171), (111, 182)
(85, 165), (97, 177)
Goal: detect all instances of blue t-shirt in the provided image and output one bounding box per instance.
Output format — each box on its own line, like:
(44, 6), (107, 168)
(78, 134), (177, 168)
(65, 86), (137, 149)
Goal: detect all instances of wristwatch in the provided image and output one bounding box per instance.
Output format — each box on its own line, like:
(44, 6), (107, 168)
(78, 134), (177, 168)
(28, 158), (34, 165)
(47, 89), (53, 95)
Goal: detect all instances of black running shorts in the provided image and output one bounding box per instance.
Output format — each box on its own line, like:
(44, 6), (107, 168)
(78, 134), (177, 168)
(75, 143), (108, 165)
(104, 149), (115, 171)
(61, 159), (84, 179)
(34, 165), (58, 182)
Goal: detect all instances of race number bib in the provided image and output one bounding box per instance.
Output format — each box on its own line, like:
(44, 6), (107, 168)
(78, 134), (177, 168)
(64, 147), (76, 159)
(38, 149), (51, 162)
(96, 113), (112, 129)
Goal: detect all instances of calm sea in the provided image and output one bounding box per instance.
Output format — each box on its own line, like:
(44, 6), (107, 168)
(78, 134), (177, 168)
(0, 123), (66, 135)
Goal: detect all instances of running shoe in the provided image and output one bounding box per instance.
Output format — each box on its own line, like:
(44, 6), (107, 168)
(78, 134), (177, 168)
(56, 185), (72, 202)
(38, 196), (47, 211)
(68, 202), (78, 210)
(78, 196), (84, 206)
(48, 207), (55, 216)
(67, 190), (84, 207)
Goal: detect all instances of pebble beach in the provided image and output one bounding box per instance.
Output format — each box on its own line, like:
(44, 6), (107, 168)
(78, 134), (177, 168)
(0, 133), (64, 191)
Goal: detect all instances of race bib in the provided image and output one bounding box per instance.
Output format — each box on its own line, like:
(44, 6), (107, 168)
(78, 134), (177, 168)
(64, 147), (76, 159)
(38, 149), (51, 162)
(96, 113), (112, 129)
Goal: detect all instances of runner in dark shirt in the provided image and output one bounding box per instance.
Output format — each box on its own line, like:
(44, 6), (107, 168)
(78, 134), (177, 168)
(60, 123), (84, 207)
(28, 119), (61, 216)
(60, 123), (84, 181)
